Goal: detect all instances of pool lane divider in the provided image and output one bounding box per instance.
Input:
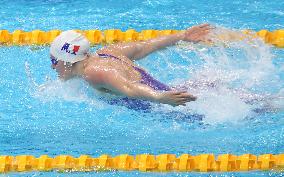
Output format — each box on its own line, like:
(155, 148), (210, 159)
(0, 29), (284, 47)
(0, 154), (283, 173)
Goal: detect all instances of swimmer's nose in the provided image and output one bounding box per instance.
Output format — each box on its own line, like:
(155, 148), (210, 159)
(51, 64), (56, 69)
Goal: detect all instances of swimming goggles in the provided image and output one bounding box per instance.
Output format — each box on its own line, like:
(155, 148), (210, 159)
(50, 55), (58, 65)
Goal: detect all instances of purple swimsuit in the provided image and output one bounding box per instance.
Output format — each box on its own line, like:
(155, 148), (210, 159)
(97, 53), (171, 110)
(97, 53), (171, 91)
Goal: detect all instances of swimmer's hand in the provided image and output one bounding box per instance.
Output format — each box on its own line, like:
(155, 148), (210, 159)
(183, 24), (212, 43)
(157, 91), (197, 106)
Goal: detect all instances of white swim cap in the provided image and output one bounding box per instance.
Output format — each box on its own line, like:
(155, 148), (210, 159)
(50, 30), (90, 64)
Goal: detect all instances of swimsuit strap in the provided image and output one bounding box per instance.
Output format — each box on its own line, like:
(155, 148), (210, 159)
(97, 53), (120, 60)
(97, 53), (135, 67)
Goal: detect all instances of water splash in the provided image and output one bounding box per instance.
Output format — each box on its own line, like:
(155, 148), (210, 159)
(25, 63), (106, 109)
(36, 79), (107, 109)
(25, 61), (39, 89)
(173, 27), (283, 124)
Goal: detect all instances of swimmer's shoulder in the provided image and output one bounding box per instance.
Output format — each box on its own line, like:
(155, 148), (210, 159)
(83, 64), (104, 85)
(83, 66), (118, 95)
(83, 60), (119, 88)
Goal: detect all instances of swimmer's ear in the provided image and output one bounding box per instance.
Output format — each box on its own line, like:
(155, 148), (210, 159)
(63, 61), (73, 67)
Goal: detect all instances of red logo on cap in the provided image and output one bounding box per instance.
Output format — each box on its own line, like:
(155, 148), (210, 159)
(71, 45), (80, 55)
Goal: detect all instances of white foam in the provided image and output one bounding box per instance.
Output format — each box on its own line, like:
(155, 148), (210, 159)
(32, 78), (106, 109)
(188, 87), (253, 124)
(171, 27), (282, 124)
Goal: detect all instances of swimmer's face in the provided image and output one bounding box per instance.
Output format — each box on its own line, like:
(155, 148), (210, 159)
(50, 55), (72, 80)
(51, 55), (62, 72)
(51, 60), (64, 72)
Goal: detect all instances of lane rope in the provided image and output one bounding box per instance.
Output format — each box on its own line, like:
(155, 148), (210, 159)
(0, 153), (283, 173)
(0, 29), (283, 47)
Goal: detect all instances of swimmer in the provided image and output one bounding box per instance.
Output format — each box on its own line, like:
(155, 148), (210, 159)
(50, 24), (211, 106)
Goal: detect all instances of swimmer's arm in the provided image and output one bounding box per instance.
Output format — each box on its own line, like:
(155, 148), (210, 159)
(98, 24), (211, 61)
(86, 68), (196, 106)
(98, 32), (185, 61)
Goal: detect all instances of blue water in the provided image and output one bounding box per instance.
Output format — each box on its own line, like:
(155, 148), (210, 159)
(0, 0), (284, 176)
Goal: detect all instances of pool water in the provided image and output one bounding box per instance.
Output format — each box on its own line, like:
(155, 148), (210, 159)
(0, 0), (283, 176)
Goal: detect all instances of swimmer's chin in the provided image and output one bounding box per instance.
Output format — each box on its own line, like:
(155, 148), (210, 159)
(57, 73), (71, 81)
